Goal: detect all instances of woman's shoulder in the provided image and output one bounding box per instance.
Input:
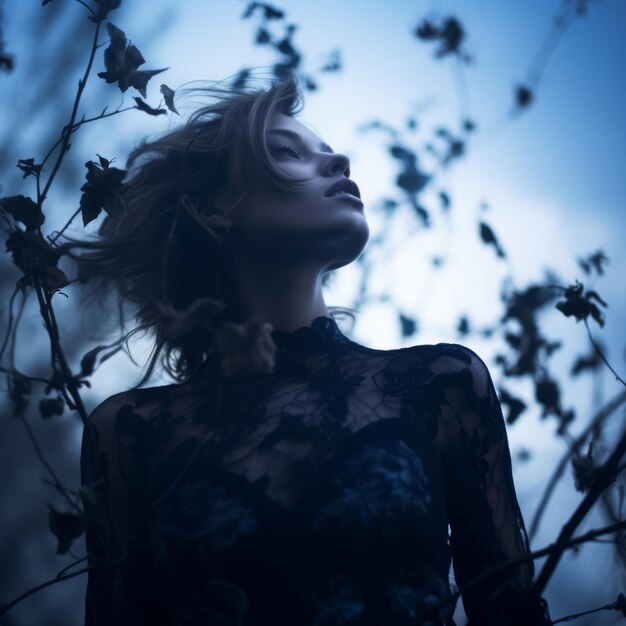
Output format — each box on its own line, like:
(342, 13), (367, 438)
(381, 340), (490, 374)
(85, 380), (191, 443)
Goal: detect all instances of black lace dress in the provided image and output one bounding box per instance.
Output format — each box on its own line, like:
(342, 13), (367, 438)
(80, 315), (551, 625)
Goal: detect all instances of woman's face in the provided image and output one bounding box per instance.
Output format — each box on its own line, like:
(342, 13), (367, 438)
(225, 113), (369, 271)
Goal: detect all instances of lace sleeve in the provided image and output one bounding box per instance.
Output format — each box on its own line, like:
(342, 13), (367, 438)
(432, 345), (551, 626)
(80, 392), (156, 626)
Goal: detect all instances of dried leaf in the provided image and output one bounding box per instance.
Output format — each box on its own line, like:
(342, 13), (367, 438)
(516, 84), (533, 109)
(98, 23), (166, 97)
(5, 229), (68, 291)
(123, 68), (168, 99)
(160, 83), (179, 114)
(79, 343), (122, 378)
(535, 377), (560, 418)
(17, 158), (42, 179)
(479, 221), (506, 258)
(571, 443), (597, 492)
(0, 194), (45, 229)
(47, 504), (84, 555)
(555, 281), (608, 327)
(414, 16), (467, 60)
(89, 0), (122, 23)
(133, 96), (167, 116)
(213, 318), (277, 378)
(79, 158), (127, 226)
(499, 387), (527, 425)
(398, 313), (417, 338)
(158, 297), (226, 343)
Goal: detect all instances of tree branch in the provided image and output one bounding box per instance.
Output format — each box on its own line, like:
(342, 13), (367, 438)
(39, 18), (102, 206)
(529, 388), (626, 539)
(16, 411), (83, 517)
(533, 423), (626, 594)
(0, 564), (94, 617)
(416, 520), (626, 623)
(551, 594), (626, 624)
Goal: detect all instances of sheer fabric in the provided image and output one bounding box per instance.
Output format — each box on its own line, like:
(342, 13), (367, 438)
(80, 315), (551, 625)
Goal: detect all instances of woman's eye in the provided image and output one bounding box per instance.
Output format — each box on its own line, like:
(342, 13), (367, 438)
(269, 142), (303, 158)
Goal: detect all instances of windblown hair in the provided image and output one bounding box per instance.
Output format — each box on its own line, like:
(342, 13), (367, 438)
(64, 69), (354, 386)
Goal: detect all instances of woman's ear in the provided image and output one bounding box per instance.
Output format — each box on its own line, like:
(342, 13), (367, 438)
(200, 186), (238, 227)
(202, 206), (233, 231)
(210, 184), (246, 226)
(180, 195), (234, 244)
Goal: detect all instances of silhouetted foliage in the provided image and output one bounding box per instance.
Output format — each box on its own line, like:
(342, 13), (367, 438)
(0, 2), (624, 625)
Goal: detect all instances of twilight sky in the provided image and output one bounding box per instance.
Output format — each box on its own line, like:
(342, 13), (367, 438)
(1, 1), (625, 623)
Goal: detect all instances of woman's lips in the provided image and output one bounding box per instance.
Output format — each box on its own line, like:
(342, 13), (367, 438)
(328, 191), (364, 208)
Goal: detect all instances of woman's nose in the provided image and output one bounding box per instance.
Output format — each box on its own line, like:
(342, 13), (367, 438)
(325, 152), (351, 178)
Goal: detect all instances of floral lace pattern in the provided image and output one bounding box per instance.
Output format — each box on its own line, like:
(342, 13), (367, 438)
(81, 315), (551, 625)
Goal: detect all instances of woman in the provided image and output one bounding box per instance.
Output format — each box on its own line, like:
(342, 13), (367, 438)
(73, 69), (552, 625)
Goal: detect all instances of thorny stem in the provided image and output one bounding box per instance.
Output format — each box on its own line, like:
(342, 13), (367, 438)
(584, 318), (626, 388)
(45, 105), (134, 246)
(39, 18), (102, 206)
(40, 104), (133, 176)
(33, 273), (89, 423)
(529, 389), (626, 539)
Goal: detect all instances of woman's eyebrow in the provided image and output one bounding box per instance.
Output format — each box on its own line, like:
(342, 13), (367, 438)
(268, 128), (334, 154)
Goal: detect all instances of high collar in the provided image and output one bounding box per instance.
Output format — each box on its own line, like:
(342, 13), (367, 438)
(193, 315), (353, 382)
(270, 315), (353, 363)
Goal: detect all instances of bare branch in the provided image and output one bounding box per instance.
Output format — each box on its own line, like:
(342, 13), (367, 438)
(16, 412), (83, 517)
(551, 594), (626, 624)
(39, 19), (102, 206)
(529, 389), (626, 539)
(415, 519), (626, 623)
(533, 423), (626, 594)
(0, 564), (94, 617)
(584, 318), (626, 388)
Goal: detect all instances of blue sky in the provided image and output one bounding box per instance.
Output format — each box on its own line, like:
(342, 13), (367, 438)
(1, 0), (625, 623)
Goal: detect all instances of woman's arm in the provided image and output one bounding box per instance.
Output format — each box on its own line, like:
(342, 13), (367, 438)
(432, 345), (551, 626)
(80, 392), (158, 626)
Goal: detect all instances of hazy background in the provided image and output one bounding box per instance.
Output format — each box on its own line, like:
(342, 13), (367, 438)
(1, 0), (624, 624)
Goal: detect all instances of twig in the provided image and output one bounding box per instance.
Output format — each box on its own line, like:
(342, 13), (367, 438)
(16, 412), (83, 517)
(415, 519), (626, 623)
(0, 564), (94, 617)
(533, 424), (626, 594)
(48, 207), (82, 245)
(39, 19), (102, 205)
(529, 389), (626, 539)
(551, 595), (626, 624)
(40, 104), (133, 199)
(56, 555), (90, 577)
(33, 274), (89, 423)
(584, 318), (626, 388)
(0, 285), (22, 364)
(525, 3), (576, 89)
